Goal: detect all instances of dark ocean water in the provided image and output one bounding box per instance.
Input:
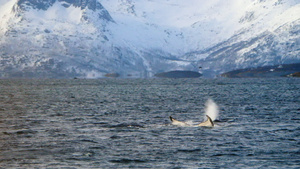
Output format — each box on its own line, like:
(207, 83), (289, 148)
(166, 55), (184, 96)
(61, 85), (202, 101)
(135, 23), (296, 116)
(0, 78), (299, 168)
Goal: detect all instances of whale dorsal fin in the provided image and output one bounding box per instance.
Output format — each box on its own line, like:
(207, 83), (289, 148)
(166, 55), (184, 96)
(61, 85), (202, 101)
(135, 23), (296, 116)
(197, 115), (214, 127)
(169, 116), (174, 122)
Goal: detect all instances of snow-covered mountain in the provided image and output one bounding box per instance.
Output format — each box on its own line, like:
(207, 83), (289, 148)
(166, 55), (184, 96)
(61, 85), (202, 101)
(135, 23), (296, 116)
(0, 0), (299, 78)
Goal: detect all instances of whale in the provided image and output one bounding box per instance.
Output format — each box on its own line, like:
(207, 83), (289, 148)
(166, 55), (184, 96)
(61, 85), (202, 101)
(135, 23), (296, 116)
(169, 115), (214, 127)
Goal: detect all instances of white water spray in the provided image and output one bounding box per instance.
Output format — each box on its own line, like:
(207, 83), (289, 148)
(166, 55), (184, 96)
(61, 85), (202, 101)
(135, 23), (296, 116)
(204, 98), (219, 121)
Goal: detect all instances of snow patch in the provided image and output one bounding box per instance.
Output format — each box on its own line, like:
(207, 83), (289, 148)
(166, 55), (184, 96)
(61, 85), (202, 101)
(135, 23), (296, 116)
(0, 0), (18, 32)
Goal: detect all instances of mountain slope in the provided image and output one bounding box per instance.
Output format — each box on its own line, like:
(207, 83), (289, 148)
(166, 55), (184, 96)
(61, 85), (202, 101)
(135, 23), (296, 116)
(184, 0), (300, 76)
(187, 18), (300, 76)
(0, 0), (299, 78)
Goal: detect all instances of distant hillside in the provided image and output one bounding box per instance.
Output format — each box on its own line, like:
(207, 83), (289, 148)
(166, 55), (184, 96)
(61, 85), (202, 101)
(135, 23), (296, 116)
(287, 72), (300, 77)
(220, 63), (300, 78)
(155, 70), (202, 78)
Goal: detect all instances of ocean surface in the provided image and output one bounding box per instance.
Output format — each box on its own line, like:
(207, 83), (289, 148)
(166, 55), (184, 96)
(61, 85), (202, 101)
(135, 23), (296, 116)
(0, 78), (299, 168)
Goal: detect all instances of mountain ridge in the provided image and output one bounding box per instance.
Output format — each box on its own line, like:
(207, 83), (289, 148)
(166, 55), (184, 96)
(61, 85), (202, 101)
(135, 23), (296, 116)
(0, 0), (299, 78)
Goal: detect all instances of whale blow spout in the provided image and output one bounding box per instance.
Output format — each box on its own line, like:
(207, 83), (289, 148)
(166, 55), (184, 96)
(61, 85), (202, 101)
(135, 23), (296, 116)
(205, 98), (219, 121)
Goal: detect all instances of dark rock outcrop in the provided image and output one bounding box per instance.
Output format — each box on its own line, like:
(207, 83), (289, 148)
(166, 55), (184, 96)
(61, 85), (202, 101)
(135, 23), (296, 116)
(15, 0), (113, 21)
(17, 0), (56, 10)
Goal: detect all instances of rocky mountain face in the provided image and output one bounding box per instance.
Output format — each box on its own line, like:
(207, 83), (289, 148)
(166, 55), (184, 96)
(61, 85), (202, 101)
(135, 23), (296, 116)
(0, 0), (118, 78)
(0, 0), (299, 78)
